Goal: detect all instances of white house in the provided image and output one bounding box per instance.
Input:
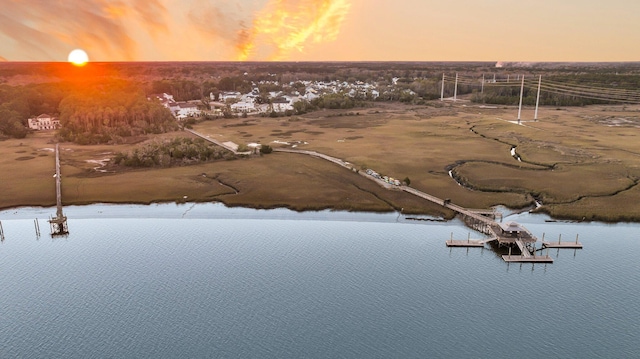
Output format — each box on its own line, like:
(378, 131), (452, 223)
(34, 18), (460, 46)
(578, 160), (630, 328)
(148, 93), (174, 105)
(305, 89), (319, 101)
(231, 101), (256, 113)
(176, 102), (199, 117)
(28, 114), (60, 130)
(167, 102), (180, 113)
(220, 92), (241, 102)
(271, 97), (294, 112)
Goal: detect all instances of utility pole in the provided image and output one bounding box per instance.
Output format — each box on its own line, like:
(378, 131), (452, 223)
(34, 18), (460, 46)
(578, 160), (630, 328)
(481, 74), (485, 94)
(534, 75), (542, 121)
(517, 75), (525, 124)
(453, 73), (458, 102)
(440, 73), (445, 101)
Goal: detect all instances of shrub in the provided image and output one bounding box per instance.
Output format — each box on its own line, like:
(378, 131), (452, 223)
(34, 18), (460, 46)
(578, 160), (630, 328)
(114, 137), (231, 168)
(260, 144), (273, 154)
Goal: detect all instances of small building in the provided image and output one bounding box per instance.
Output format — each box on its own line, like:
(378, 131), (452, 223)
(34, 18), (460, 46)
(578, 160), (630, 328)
(176, 102), (199, 117)
(28, 114), (60, 130)
(167, 102), (180, 113)
(231, 101), (256, 113)
(494, 221), (536, 245)
(220, 92), (241, 102)
(499, 221), (525, 236)
(271, 97), (294, 112)
(147, 93), (174, 106)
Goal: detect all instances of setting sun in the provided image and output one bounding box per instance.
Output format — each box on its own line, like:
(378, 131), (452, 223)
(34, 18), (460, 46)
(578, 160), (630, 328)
(67, 49), (89, 66)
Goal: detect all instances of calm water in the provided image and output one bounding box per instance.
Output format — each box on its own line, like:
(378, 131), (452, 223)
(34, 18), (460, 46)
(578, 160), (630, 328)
(0, 203), (638, 358)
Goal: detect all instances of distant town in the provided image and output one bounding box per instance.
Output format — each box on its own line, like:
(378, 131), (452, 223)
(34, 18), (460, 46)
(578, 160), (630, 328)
(9, 61), (640, 138)
(147, 77), (410, 119)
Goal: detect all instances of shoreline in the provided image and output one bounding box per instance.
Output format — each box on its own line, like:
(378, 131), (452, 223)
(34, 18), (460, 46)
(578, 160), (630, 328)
(1, 200), (637, 226)
(0, 201), (445, 224)
(3, 103), (639, 224)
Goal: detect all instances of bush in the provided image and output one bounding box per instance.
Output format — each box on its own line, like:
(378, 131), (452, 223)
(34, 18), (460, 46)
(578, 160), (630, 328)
(260, 144), (273, 154)
(114, 137), (231, 167)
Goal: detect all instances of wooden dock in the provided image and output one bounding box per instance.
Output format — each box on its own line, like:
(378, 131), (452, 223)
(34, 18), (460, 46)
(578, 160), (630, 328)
(542, 241), (583, 249)
(542, 234), (583, 249)
(446, 240), (486, 247)
(403, 175), (577, 264)
(502, 255), (554, 263)
(515, 240), (532, 258)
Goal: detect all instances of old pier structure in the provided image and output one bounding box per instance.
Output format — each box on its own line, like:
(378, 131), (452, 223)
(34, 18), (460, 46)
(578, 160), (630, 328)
(48, 144), (68, 236)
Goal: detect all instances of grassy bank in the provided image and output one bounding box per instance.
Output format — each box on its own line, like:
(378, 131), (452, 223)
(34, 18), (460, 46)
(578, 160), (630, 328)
(2, 102), (639, 222)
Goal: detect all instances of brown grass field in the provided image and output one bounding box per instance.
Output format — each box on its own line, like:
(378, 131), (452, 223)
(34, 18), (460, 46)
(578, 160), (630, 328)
(2, 100), (639, 222)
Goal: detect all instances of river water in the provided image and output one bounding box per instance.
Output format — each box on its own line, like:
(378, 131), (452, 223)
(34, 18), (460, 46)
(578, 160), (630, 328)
(0, 203), (638, 358)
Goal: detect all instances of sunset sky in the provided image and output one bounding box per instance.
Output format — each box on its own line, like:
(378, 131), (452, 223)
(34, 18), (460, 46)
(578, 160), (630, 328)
(1, 0), (638, 62)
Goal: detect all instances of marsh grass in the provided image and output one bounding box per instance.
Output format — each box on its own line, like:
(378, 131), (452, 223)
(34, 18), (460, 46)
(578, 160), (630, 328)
(2, 102), (639, 221)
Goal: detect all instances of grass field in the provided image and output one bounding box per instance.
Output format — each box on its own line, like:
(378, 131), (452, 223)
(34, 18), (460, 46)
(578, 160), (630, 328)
(2, 100), (639, 222)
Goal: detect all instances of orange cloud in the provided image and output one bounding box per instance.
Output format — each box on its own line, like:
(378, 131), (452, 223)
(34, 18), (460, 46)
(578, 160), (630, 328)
(0, 0), (168, 61)
(0, 0), (350, 61)
(188, 0), (351, 61)
(238, 0), (352, 60)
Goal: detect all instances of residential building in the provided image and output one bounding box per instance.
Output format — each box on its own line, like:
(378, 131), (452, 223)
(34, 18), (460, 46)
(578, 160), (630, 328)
(28, 114), (60, 130)
(176, 102), (199, 118)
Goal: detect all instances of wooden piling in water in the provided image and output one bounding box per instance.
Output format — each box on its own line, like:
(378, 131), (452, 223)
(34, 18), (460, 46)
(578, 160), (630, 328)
(34, 219), (41, 237)
(0, 221), (4, 241)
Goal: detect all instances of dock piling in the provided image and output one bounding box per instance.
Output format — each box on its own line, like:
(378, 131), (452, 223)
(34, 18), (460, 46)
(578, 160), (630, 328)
(0, 221), (4, 241)
(34, 219), (41, 237)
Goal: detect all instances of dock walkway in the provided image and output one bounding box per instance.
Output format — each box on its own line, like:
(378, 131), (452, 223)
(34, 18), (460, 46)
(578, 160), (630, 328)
(191, 143), (577, 264)
(542, 241), (583, 249)
(515, 240), (532, 258)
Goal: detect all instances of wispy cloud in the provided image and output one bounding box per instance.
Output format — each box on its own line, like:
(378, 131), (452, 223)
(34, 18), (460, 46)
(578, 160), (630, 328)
(187, 1), (253, 58)
(189, 0), (352, 61)
(0, 0), (351, 61)
(237, 0), (352, 60)
(0, 0), (168, 61)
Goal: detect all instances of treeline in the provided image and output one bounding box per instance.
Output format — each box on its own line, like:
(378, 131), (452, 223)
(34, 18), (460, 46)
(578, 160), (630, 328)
(0, 79), (179, 142)
(58, 81), (178, 144)
(473, 86), (605, 106)
(113, 137), (234, 167)
(0, 83), (69, 138)
(473, 74), (640, 106)
(474, 85), (612, 106)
